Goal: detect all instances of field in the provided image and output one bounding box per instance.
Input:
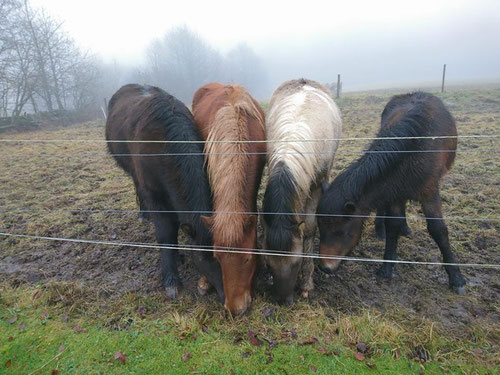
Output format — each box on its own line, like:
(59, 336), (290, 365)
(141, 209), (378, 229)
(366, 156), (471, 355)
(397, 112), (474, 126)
(1, 86), (499, 374)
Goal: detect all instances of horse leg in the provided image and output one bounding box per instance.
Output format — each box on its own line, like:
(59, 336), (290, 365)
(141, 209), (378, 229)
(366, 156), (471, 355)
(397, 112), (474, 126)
(300, 186), (321, 298)
(421, 193), (466, 295)
(377, 202), (406, 279)
(192, 251), (225, 303)
(400, 204), (412, 237)
(148, 196), (182, 299)
(300, 233), (315, 298)
(375, 208), (386, 239)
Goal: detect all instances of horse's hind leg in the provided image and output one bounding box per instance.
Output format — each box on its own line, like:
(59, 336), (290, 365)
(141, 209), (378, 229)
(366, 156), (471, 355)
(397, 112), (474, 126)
(377, 201), (406, 279)
(421, 193), (466, 295)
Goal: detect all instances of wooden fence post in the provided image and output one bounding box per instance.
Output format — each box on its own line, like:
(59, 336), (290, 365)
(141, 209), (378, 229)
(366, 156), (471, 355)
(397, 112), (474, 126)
(336, 74), (341, 98)
(441, 64), (446, 93)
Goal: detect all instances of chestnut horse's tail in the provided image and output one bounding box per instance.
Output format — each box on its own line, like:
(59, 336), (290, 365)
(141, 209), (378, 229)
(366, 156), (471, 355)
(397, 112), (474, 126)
(205, 87), (264, 246)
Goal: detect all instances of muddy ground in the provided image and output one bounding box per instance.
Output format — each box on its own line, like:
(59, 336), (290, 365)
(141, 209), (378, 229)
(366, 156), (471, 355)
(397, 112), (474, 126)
(1, 87), (499, 335)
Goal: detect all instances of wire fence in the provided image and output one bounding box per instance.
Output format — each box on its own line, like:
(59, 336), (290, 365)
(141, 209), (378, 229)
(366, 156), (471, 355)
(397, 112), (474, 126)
(0, 133), (498, 269)
(0, 208), (498, 222)
(0, 134), (499, 143)
(1, 231), (499, 269)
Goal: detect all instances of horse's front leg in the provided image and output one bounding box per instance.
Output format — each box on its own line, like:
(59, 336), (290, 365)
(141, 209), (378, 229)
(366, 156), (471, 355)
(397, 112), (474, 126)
(377, 202), (406, 279)
(151, 212), (182, 299)
(300, 233), (315, 298)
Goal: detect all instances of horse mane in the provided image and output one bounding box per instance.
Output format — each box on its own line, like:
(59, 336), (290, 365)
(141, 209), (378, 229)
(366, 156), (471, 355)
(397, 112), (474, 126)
(205, 85), (264, 246)
(267, 79), (341, 200)
(136, 85), (213, 242)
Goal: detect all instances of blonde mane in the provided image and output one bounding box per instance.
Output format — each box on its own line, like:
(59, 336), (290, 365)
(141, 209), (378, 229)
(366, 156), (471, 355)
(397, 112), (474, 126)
(266, 79), (342, 202)
(205, 85), (264, 246)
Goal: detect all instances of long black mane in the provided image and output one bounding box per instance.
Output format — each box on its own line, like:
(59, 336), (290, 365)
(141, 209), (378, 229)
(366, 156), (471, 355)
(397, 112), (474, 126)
(262, 162), (298, 251)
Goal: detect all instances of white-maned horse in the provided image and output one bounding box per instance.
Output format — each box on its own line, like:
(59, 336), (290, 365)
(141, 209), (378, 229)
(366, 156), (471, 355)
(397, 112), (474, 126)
(262, 78), (342, 304)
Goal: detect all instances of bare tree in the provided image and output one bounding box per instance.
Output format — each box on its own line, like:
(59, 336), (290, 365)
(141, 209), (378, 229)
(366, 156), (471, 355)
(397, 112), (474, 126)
(145, 25), (224, 102)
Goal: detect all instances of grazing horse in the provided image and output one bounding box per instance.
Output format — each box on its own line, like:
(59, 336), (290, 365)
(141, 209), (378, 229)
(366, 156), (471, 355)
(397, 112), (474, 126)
(192, 83), (266, 315)
(262, 79), (342, 304)
(106, 84), (224, 300)
(317, 92), (466, 294)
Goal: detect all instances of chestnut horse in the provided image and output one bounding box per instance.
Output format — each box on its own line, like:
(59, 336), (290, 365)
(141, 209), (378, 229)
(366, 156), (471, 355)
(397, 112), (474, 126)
(192, 83), (266, 315)
(106, 84), (224, 300)
(262, 79), (342, 304)
(317, 92), (466, 294)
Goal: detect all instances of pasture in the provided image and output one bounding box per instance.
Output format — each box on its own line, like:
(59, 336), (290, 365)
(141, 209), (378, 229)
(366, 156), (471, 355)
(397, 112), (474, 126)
(1, 87), (499, 374)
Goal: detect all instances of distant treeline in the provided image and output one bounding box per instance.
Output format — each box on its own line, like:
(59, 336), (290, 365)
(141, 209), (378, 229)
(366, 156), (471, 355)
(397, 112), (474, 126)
(0, 1), (270, 123)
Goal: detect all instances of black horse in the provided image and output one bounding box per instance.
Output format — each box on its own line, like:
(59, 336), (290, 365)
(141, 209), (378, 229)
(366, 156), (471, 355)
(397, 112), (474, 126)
(317, 92), (466, 294)
(106, 84), (224, 300)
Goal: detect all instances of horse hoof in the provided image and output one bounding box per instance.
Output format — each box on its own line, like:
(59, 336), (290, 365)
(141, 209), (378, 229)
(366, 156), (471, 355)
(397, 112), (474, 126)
(164, 286), (179, 299)
(454, 286), (466, 296)
(376, 266), (393, 279)
(197, 276), (211, 296)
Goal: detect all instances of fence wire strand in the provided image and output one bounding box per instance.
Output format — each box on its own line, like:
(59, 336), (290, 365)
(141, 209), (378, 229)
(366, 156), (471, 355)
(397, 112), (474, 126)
(1, 231), (499, 269)
(0, 134), (498, 144)
(0, 208), (498, 222)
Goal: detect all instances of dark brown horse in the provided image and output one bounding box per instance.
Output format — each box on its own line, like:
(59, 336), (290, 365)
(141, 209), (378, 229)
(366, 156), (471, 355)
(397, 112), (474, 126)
(192, 83), (266, 315)
(317, 92), (466, 294)
(106, 84), (224, 300)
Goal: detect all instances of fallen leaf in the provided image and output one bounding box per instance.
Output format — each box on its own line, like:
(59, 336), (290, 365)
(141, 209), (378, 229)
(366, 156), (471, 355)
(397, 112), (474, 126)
(356, 342), (367, 353)
(59, 345), (65, 352)
(262, 336), (278, 348)
(316, 347), (327, 353)
(233, 334), (243, 345)
(182, 350), (192, 362)
(8, 337), (14, 342)
(299, 355), (305, 361)
(5, 359), (12, 368)
(40, 311), (49, 319)
(51, 370), (59, 375)
(230, 370), (235, 375)
(32, 290), (41, 299)
(114, 351), (127, 364)
(74, 326), (86, 333)
(201, 324), (210, 333)
(354, 352), (365, 361)
(299, 337), (318, 346)
(247, 330), (262, 347)
(262, 306), (274, 319)
(7, 316), (18, 324)
(202, 350), (208, 355)
(366, 361), (376, 368)
(310, 365), (317, 372)
(136, 306), (146, 317)
(18, 323), (26, 330)
(61, 315), (69, 323)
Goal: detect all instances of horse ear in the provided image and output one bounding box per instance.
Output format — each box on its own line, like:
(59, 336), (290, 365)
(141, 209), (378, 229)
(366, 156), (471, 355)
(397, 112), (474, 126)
(342, 201), (356, 217)
(321, 181), (330, 193)
(181, 223), (194, 237)
(201, 215), (214, 230)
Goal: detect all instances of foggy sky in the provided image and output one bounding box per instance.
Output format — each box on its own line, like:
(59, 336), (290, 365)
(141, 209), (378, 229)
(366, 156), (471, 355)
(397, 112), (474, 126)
(31, 0), (500, 93)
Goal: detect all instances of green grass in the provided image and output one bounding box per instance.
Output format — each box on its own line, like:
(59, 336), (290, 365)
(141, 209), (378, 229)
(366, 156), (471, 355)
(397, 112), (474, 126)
(1, 283), (497, 374)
